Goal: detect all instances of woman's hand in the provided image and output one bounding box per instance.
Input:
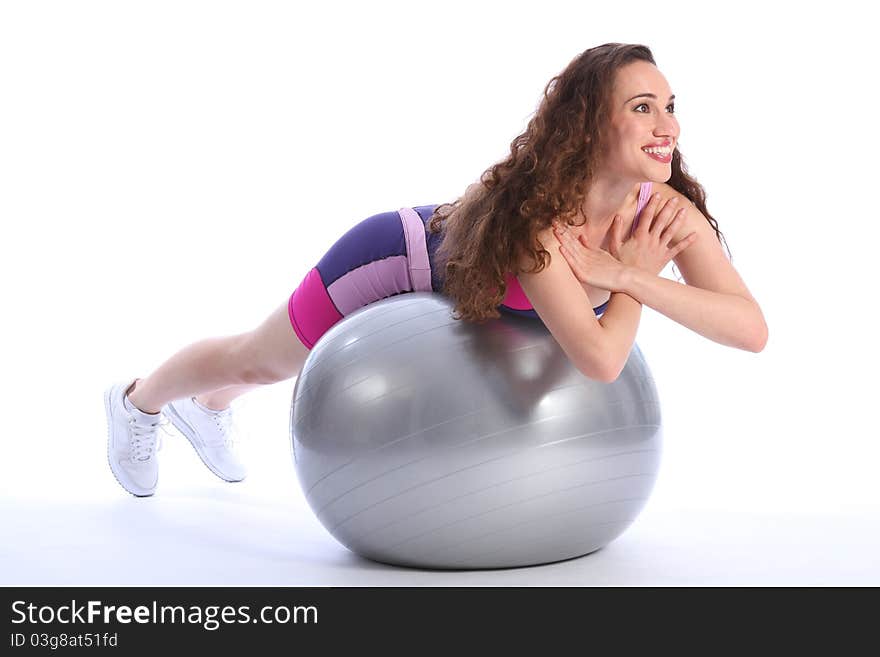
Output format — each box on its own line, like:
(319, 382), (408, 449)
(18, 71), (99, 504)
(552, 220), (628, 292)
(610, 193), (698, 277)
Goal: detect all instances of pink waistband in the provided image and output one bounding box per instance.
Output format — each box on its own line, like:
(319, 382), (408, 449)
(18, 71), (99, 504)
(397, 207), (433, 293)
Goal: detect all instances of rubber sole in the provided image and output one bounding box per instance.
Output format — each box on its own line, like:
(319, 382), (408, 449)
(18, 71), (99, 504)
(104, 383), (157, 497)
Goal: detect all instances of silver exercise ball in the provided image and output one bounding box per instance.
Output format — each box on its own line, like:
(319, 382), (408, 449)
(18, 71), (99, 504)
(290, 293), (662, 570)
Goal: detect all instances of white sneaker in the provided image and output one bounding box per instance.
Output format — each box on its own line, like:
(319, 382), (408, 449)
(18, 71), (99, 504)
(163, 396), (247, 482)
(104, 378), (171, 497)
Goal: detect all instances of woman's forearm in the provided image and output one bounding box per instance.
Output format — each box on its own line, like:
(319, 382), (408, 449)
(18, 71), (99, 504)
(597, 291), (643, 380)
(622, 267), (767, 351)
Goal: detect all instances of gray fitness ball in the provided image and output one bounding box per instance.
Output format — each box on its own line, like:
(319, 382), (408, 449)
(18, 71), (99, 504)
(290, 293), (662, 570)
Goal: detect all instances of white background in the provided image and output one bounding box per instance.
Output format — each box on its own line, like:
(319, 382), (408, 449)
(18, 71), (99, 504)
(2, 0), (877, 585)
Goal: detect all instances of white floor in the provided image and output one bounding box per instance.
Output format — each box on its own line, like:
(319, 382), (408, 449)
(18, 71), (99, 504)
(3, 387), (878, 587)
(4, 488), (878, 587)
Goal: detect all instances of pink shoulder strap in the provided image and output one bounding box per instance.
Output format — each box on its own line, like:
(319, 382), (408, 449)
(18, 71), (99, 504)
(632, 182), (654, 234)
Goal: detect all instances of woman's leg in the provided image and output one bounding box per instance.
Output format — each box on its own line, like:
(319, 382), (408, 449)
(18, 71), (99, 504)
(194, 384), (263, 411)
(127, 301), (310, 414)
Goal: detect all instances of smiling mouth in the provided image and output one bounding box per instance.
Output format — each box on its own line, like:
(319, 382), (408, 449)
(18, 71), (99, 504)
(641, 143), (673, 155)
(642, 148), (672, 163)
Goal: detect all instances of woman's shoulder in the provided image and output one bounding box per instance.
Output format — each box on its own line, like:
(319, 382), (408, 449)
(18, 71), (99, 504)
(650, 181), (691, 206)
(513, 224), (557, 274)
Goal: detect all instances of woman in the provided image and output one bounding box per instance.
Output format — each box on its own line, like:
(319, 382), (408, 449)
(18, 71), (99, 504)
(104, 43), (768, 497)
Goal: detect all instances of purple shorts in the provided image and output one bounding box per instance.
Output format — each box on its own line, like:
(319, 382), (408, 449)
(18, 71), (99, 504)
(288, 205), (442, 349)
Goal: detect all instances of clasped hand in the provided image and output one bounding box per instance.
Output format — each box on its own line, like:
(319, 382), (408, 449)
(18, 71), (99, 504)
(553, 193), (698, 292)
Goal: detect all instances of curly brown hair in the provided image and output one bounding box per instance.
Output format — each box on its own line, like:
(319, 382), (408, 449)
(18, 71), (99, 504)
(427, 42), (730, 323)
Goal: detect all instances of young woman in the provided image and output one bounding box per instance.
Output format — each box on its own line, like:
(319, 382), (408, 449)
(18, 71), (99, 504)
(104, 43), (768, 497)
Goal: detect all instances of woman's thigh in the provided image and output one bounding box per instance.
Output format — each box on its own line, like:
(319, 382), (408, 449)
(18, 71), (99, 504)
(236, 300), (312, 383)
(287, 206), (434, 349)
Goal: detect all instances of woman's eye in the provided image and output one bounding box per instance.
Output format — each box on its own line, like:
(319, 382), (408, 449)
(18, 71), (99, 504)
(635, 103), (675, 113)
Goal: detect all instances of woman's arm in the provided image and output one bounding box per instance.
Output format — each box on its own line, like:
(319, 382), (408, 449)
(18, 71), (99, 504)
(517, 227), (623, 382)
(622, 269), (766, 351)
(597, 292), (643, 380)
(620, 197), (768, 352)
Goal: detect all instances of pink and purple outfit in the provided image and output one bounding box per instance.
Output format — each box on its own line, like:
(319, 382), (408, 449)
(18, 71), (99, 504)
(288, 182), (654, 349)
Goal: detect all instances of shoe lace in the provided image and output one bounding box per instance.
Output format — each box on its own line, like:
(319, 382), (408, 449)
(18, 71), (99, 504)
(129, 415), (174, 462)
(211, 410), (240, 449)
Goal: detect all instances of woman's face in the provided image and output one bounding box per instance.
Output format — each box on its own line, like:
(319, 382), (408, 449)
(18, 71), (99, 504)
(600, 61), (680, 182)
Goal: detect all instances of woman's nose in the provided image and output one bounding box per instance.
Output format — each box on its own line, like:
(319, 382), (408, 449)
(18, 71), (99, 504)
(656, 114), (678, 136)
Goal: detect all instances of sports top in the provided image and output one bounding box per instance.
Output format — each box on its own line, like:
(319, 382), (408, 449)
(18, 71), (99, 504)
(415, 181), (654, 319)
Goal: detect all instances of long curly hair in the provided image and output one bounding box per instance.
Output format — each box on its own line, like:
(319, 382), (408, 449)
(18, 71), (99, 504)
(427, 42), (730, 323)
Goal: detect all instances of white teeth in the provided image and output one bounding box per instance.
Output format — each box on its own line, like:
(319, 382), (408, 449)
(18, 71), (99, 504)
(642, 146), (672, 155)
